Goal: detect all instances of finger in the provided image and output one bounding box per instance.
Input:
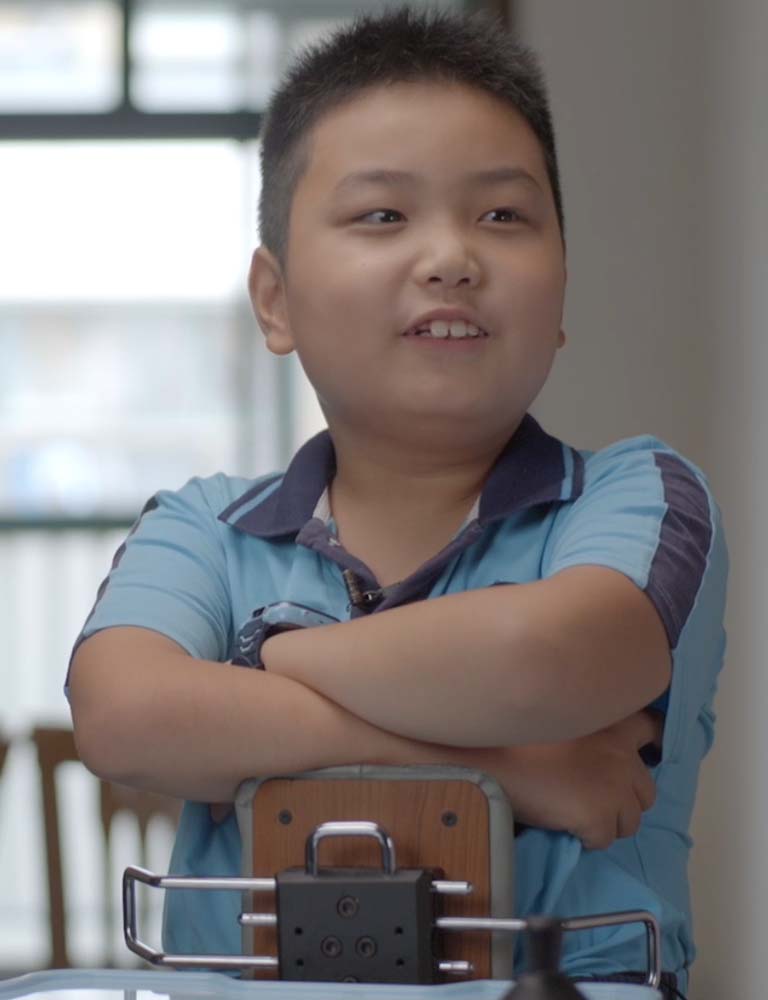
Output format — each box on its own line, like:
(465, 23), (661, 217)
(625, 708), (665, 752)
(634, 768), (657, 812)
(617, 800), (643, 840)
(210, 803), (233, 823)
(579, 815), (615, 851)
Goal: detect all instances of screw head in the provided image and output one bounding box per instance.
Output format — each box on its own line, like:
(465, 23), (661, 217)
(337, 895), (359, 918)
(356, 936), (377, 958)
(278, 809), (293, 825)
(321, 935), (343, 958)
(441, 811), (458, 827)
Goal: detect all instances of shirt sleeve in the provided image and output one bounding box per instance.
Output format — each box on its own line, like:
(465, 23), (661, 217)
(542, 437), (728, 759)
(66, 476), (233, 693)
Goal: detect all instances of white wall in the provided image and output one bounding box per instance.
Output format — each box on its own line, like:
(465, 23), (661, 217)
(516, 2), (767, 997)
(692, 3), (768, 995)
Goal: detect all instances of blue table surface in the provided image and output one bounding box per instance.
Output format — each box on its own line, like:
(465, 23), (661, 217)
(0, 970), (661, 1000)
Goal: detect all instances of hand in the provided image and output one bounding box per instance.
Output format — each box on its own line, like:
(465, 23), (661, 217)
(210, 803), (233, 823)
(479, 710), (663, 850)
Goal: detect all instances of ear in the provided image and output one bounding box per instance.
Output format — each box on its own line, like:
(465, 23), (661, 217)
(248, 246), (295, 356)
(557, 258), (568, 348)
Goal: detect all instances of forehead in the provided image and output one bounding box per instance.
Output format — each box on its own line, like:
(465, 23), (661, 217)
(295, 80), (550, 199)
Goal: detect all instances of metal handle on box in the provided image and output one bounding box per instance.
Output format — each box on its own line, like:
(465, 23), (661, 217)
(306, 820), (397, 875)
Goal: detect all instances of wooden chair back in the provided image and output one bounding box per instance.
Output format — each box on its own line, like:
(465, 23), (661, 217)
(246, 775), (493, 981)
(31, 725), (181, 968)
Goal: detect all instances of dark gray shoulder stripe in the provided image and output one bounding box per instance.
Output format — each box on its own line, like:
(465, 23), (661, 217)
(218, 473), (283, 524)
(646, 453), (713, 648)
(570, 448), (585, 499)
(70, 495), (160, 660)
(480, 415), (569, 522)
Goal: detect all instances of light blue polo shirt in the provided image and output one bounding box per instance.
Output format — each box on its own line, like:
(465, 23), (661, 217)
(69, 415), (727, 989)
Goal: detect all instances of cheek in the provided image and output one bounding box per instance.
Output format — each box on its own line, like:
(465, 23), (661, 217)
(282, 277), (371, 406)
(502, 260), (565, 385)
(506, 253), (565, 331)
(286, 239), (399, 361)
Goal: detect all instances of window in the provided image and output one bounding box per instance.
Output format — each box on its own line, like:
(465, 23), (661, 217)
(0, 139), (271, 516)
(0, 1), (122, 112)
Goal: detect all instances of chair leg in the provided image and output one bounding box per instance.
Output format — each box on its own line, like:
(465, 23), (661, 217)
(103, 834), (115, 966)
(36, 744), (69, 968)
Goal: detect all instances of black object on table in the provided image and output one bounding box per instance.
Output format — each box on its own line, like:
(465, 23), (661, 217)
(503, 916), (584, 999)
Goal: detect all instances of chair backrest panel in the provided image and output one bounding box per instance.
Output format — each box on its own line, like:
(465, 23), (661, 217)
(249, 777), (492, 980)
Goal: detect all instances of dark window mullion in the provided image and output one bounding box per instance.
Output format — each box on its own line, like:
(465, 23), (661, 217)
(0, 110), (263, 140)
(121, 0), (134, 111)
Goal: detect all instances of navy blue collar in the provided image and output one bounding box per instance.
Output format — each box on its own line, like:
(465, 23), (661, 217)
(219, 414), (584, 539)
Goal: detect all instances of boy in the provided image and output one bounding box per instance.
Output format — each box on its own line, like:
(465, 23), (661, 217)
(68, 8), (726, 997)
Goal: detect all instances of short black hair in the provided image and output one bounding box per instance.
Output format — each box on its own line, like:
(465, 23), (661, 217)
(258, 5), (564, 265)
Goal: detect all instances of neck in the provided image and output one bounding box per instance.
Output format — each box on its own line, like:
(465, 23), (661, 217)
(327, 420), (519, 520)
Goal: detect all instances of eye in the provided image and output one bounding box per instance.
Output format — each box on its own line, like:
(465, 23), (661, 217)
(482, 207), (526, 223)
(355, 208), (405, 224)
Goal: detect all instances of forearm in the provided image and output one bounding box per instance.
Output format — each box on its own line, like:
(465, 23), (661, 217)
(69, 627), (660, 845)
(262, 570), (669, 746)
(70, 628), (478, 802)
(262, 588), (529, 747)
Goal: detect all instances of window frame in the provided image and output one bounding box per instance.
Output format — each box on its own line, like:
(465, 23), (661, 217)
(0, 0), (513, 139)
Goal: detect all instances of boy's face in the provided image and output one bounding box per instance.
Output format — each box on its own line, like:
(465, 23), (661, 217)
(251, 81), (566, 446)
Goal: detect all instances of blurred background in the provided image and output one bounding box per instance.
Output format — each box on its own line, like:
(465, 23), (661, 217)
(0, 0), (765, 997)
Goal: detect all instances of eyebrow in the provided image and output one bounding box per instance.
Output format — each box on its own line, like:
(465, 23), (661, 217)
(332, 166), (544, 196)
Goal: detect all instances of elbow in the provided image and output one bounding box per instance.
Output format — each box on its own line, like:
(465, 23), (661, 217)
(71, 707), (129, 784)
(71, 704), (135, 785)
(69, 660), (141, 784)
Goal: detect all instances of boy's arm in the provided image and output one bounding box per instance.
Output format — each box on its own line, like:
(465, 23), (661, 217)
(69, 625), (456, 803)
(262, 565), (671, 747)
(69, 625), (658, 847)
(263, 445), (719, 750)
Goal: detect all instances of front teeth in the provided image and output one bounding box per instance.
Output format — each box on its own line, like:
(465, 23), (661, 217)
(430, 320), (450, 338)
(417, 320), (483, 339)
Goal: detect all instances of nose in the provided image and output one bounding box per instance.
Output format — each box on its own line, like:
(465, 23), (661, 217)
(413, 226), (482, 289)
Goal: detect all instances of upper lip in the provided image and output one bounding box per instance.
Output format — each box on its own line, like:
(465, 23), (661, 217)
(402, 307), (490, 336)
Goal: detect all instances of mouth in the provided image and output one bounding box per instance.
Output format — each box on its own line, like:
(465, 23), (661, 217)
(403, 318), (490, 340)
